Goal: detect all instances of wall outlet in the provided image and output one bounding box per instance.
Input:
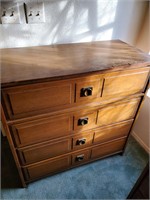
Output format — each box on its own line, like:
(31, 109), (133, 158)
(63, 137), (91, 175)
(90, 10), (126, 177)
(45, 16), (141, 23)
(1, 2), (21, 24)
(25, 2), (45, 24)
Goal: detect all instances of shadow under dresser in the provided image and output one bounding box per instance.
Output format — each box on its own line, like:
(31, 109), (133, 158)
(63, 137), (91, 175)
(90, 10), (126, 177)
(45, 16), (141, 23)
(1, 40), (150, 187)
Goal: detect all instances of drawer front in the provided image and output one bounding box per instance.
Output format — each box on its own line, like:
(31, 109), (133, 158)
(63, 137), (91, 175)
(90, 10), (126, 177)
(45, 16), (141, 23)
(72, 149), (91, 165)
(75, 77), (103, 103)
(97, 98), (140, 126)
(2, 80), (74, 119)
(74, 111), (97, 131)
(102, 68), (149, 97)
(91, 138), (126, 159)
(73, 131), (94, 150)
(94, 120), (133, 144)
(18, 138), (71, 165)
(23, 155), (71, 181)
(11, 114), (72, 147)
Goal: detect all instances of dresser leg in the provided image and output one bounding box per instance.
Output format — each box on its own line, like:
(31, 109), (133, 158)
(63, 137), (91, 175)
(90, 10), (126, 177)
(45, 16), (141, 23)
(21, 181), (27, 188)
(119, 151), (124, 156)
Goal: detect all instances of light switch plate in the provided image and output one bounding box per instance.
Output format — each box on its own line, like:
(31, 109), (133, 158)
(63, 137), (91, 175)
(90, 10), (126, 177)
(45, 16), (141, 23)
(25, 2), (45, 24)
(1, 2), (20, 24)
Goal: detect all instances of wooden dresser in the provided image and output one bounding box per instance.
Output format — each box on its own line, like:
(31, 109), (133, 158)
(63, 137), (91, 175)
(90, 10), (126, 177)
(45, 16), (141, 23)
(1, 40), (150, 187)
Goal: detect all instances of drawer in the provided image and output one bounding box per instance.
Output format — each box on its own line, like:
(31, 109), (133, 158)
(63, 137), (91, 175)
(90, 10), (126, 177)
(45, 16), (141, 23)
(72, 131), (94, 150)
(23, 155), (71, 181)
(75, 77), (103, 103)
(97, 97), (140, 126)
(94, 120), (133, 144)
(74, 111), (97, 131)
(91, 138), (126, 159)
(102, 68), (149, 98)
(2, 80), (74, 119)
(11, 114), (72, 147)
(72, 149), (91, 165)
(18, 138), (71, 165)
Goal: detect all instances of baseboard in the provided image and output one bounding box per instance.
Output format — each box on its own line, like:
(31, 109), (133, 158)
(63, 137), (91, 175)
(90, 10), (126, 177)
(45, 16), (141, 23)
(131, 131), (150, 153)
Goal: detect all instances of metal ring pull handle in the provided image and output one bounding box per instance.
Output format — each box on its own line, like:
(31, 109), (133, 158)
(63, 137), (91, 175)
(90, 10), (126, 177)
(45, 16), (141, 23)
(80, 87), (93, 97)
(78, 118), (88, 126)
(76, 138), (86, 145)
(76, 154), (84, 162)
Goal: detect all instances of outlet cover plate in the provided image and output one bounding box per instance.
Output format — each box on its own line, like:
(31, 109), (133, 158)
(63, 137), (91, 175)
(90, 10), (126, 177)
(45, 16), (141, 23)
(1, 2), (21, 24)
(25, 2), (45, 24)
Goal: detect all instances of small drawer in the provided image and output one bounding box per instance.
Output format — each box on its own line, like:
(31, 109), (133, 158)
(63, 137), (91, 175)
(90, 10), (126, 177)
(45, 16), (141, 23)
(11, 114), (72, 147)
(23, 155), (71, 181)
(73, 131), (94, 150)
(75, 77), (103, 103)
(97, 97), (140, 126)
(91, 138), (126, 159)
(74, 111), (97, 131)
(94, 120), (133, 144)
(102, 68), (149, 98)
(18, 138), (71, 165)
(2, 80), (74, 119)
(72, 149), (91, 165)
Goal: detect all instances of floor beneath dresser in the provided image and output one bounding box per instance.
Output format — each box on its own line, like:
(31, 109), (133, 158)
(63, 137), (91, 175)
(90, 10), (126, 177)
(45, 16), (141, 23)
(1, 135), (149, 200)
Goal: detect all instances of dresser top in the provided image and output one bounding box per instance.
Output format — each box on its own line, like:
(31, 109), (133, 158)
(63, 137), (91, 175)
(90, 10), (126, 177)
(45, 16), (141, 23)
(1, 40), (150, 86)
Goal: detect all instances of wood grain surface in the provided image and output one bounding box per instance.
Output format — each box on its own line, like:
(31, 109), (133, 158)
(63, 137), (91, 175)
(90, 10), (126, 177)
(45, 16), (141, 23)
(23, 155), (71, 180)
(94, 120), (133, 144)
(91, 137), (126, 159)
(17, 138), (71, 165)
(1, 40), (150, 86)
(11, 114), (72, 147)
(97, 97), (140, 126)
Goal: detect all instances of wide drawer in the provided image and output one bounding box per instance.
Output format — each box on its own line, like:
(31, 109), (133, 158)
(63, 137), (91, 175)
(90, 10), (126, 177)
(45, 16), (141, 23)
(18, 138), (71, 165)
(94, 120), (133, 144)
(97, 97), (140, 126)
(23, 155), (71, 181)
(102, 68), (149, 98)
(91, 137), (126, 159)
(2, 80), (74, 119)
(11, 114), (72, 147)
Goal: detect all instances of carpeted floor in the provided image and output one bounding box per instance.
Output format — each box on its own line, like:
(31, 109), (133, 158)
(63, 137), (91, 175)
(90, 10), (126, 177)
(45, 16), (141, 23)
(1, 136), (149, 199)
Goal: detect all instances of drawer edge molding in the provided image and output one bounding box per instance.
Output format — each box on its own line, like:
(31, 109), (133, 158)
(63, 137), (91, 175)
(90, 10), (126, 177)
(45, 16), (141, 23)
(23, 155), (71, 181)
(17, 138), (72, 165)
(10, 114), (73, 147)
(2, 80), (75, 120)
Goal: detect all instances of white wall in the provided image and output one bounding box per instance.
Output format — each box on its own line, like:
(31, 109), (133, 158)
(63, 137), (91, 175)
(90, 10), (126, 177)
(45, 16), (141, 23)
(132, 92), (150, 153)
(0, 0), (148, 48)
(132, 5), (150, 153)
(135, 5), (149, 53)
